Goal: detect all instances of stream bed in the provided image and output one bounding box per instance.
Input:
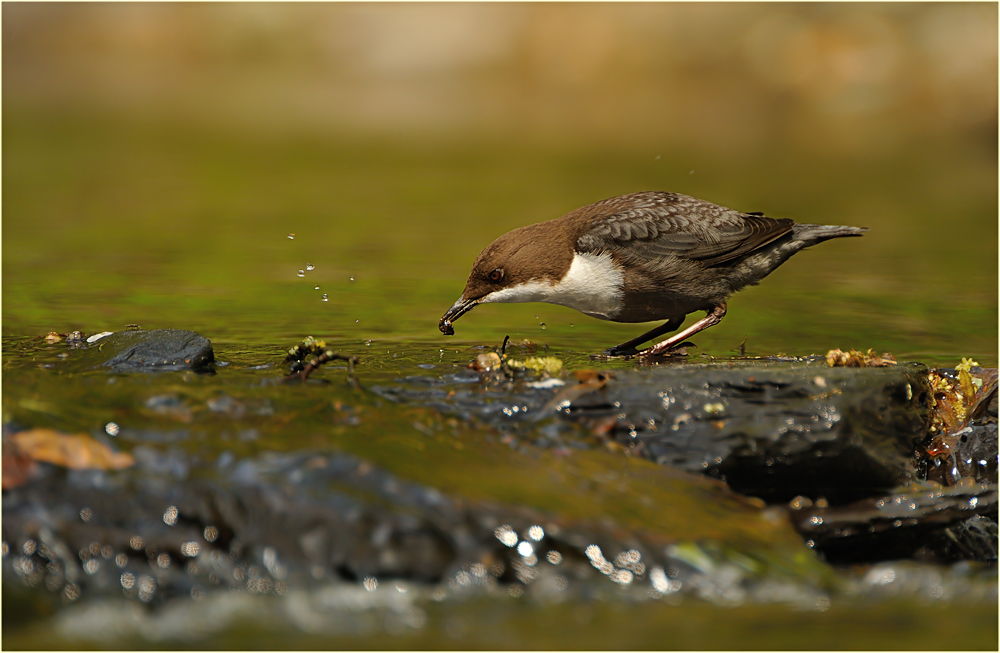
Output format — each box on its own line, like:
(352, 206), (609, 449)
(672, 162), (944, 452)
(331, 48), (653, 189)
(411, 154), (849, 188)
(2, 330), (996, 649)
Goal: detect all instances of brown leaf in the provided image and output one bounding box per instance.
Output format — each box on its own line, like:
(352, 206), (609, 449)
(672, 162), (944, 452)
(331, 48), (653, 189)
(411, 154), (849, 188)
(826, 348), (897, 368)
(541, 370), (611, 413)
(6, 428), (134, 472)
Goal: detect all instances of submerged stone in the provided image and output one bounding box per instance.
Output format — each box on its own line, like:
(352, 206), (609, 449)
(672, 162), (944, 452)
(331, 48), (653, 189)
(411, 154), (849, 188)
(0, 448), (820, 608)
(76, 329), (214, 372)
(792, 482), (998, 563)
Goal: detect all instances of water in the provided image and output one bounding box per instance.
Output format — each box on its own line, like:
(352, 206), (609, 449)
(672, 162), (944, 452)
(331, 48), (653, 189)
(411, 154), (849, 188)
(2, 111), (994, 367)
(2, 89), (996, 652)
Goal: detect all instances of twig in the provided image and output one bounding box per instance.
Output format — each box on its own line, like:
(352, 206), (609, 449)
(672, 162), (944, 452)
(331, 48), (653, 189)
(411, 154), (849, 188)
(283, 352), (359, 383)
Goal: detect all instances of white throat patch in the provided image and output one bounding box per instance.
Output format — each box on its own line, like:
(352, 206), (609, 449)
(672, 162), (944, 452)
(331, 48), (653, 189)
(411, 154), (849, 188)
(480, 251), (624, 320)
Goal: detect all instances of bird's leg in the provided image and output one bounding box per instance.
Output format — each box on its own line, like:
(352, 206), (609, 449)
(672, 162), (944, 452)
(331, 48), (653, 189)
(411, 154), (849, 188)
(604, 317), (684, 357)
(639, 303), (727, 357)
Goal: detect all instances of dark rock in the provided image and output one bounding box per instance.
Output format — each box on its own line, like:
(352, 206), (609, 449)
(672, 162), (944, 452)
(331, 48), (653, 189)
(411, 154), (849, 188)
(1, 449), (790, 606)
(922, 422), (998, 486)
(592, 362), (931, 504)
(920, 515), (998, 562)
(78, 329), (214, 372)
(378, 361), (931, 505)
(792, 482), (998, 563)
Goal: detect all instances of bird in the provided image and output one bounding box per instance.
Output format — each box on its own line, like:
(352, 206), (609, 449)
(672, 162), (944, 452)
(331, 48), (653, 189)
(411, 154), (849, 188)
(438, 191), (867, 357)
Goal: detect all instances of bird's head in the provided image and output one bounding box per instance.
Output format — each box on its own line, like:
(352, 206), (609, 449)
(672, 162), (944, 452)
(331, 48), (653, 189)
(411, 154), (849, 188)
(439, 223), (572, 335)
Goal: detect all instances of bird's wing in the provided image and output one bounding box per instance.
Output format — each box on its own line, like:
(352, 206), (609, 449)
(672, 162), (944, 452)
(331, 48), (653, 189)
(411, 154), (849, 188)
(575, 193), (793, 267)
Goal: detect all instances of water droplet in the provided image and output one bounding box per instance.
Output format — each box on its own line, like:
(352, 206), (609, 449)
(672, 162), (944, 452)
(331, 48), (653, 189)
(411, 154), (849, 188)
(297, 270), (305, 278)
(494, 525), (518, 547)
(314, 285), (320, 290)
(540, 323), (547, 330)
(349, 276), (355, 282)
(355, 319), (359, 323)
(105, 422), (119, 436)
(305, 263), (315, 271)
(322, 294), (329, 302)
(287, 233), (295, 240)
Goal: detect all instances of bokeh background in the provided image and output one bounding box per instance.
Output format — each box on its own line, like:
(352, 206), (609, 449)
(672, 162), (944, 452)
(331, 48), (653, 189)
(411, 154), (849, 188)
(4, 2), (997, 364)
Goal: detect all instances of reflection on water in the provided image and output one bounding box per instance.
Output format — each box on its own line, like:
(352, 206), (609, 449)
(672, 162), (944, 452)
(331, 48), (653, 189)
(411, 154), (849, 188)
(1, 4), (996, 649)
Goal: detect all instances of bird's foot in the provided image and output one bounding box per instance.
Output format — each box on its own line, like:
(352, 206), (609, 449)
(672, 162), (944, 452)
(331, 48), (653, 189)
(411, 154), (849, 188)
(638, 341), (696, 358)
(601, 344), (640, 357)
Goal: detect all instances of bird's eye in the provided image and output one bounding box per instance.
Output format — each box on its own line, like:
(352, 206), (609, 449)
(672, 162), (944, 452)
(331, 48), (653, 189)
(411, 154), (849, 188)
(488, 268), (503, 282)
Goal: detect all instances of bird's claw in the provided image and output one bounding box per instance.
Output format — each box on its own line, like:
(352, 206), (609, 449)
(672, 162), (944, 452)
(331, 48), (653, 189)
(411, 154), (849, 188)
(638, 341), (696, 357)
(602, 345), (639, 357)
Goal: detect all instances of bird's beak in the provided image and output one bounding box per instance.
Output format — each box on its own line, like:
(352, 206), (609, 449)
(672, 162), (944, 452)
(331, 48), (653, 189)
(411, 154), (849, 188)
(439, 296), (479, 335)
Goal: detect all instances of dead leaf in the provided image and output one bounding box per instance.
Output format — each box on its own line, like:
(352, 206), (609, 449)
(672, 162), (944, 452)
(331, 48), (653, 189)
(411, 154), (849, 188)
(826, 348), (897, 368)
(540, 370), (611, 414)
(927, 364), (998, 435)
(6, 428), (134, 473)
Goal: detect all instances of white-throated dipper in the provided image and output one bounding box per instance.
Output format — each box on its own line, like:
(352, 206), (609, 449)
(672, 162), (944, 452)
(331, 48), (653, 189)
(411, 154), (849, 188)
(439, 192), (866, 357)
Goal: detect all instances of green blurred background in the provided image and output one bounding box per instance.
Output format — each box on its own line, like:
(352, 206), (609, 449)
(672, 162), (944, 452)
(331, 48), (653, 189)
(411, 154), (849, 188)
(3, 2), (997, 365)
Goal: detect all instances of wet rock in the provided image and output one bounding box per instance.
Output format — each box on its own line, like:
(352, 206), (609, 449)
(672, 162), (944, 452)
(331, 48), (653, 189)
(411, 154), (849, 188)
(579, 362), (930, 504)
(379, 361), (931, 505)
(921, 423), (997, 486)
(1, 448), (818, 609)
(791, 482), (997, 563)
(77, 329), (214, 372)
(920, 515), (998, 562)
(917, 373), (998, 487)
(377, 361), (991, 563)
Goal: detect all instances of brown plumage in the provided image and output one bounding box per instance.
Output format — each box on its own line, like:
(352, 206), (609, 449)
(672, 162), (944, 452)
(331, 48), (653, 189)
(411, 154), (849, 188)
(440, 192), (867, 356)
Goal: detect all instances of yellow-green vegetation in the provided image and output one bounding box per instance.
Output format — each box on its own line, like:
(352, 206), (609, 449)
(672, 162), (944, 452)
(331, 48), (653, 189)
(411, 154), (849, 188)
(927, 357), (996, 435)
(507, 356), (564, 375)
(955, 357), (983, 403)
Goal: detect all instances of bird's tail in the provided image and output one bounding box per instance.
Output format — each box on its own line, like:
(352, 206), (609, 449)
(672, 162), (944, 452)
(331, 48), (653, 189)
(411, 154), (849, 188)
(792, 224), (868, 246)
